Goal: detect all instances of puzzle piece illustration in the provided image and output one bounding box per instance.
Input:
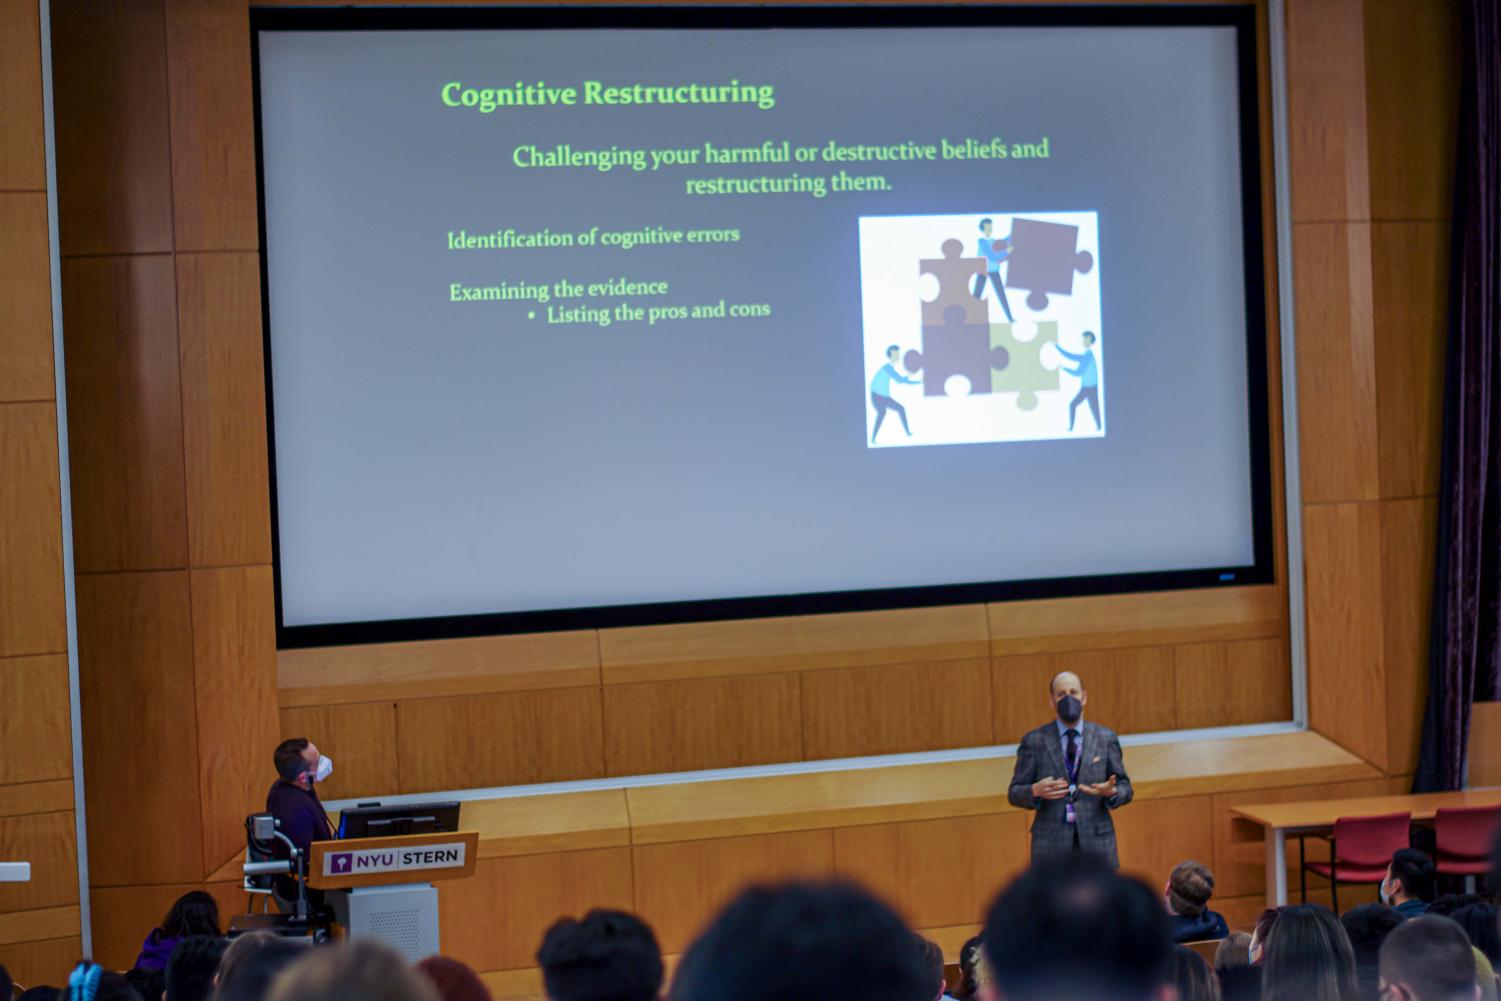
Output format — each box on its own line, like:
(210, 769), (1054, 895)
(990, 320), (1059, 410)
(919, 238), (986, 326)
(905, 304), (1010, 397)
(1006, 219), (1094, 312)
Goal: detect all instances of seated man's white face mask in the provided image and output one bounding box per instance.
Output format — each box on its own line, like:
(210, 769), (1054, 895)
(308, 755), (334, 784)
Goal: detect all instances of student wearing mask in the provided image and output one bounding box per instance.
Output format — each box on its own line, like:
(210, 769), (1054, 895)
(1007, 672), (1133, 869)
(1381, 849), (1437, 919)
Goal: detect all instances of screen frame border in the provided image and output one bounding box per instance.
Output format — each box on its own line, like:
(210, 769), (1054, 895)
(250, 3), (1277, 650)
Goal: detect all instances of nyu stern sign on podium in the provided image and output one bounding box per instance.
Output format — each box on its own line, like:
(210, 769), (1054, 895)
(322, 843), (467, 878)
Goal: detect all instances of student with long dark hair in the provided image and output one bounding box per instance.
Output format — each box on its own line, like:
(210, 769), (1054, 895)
(1260, 904), (1359, 1001)
(134, 891), (221, 971)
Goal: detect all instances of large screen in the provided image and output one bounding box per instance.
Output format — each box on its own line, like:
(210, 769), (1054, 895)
(252, 6), (1273, 647)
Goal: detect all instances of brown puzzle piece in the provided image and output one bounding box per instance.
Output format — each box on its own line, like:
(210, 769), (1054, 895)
(919, 238), (986, 326)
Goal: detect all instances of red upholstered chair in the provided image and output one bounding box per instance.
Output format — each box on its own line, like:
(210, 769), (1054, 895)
(1434, 806), (1501, 880)
(1298, 811), (1411, 913)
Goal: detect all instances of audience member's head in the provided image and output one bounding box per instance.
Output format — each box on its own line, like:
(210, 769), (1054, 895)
(123, 968), (162, 1001)
(1379, 915), (1478, 1001)
(267, 940), (437, 1001)
(1427, 895), (1489, 918)
(19, 988), (62, 1001)
(670, 882), (928, 1001)
(1, 964), (11, 1001)
(952, 936), (984, 1001)
(1260, 903), (1358, 1001)
(160, 892), (221, 939)
(1166, 861), (1217, 917)
(215, 932), (308, 1001)
(164, 935), (228, 1001)
(1168, 946), (1220, 1001)
(414, 957), (492, 1001)
(1250, 908), (1281, 966)
(1342, 903), (1405, 1000)
(1385, 849), (1438, 906)
(980, 854), (1174, 1001)
(1213, 934), (1260, 1001)
(538, 910), (663, 1001)
(66, 965), (141, 1001)
(1452, 905), (1501, 966)
(914, 935), (946, 1001)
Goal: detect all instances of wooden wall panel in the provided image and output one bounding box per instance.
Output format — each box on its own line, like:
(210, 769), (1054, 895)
(1284, 0), (1370, 223)
(49, 0), (174, 255)
(191, 566), (283, 875)
(987, 587), (1283, 655)
(1292, 223), (1379, 504)
(0, 403), (65, 656)
(1379, 498), (1436, 777)
(178, 254), (271, 567)
(600, 605), (989, 685)
(0, 937), (83, 991)
(399, 688), (605, 791)
(1111, 795), (1213, 887)
(279, 631), (600, 708)
(280, 702), (400, 802)
(1470, 703), (1501, 788)
(833, 814), (1027, 930)
(633, 831), (834, 953)
(1174, 639), (1292, 730)
(604, 674), (802, 777)
(0, 194), (54, 402)
(992, 654), (1052, 744)
(76, 572), (205, 885)
(801, 659), (991, 760)
(438, 848), (633, 973)
(0, 812), (78, 912)
(0, 0), (45, 191)
(1372, 222), (1448, 499)
(61, 255), (187, 572)
(0, 907), (77, 947)
(993, 647), (1179, 740)
(1303, 502), (1388, 769)
(0, 655), (72, 786)
(1362, 0), (1459, 222)
(164, 0), (259, 251)
(0, 781), (74, 819)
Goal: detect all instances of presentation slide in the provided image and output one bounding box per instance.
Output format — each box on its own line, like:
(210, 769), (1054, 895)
(254, 9), (1271, 639)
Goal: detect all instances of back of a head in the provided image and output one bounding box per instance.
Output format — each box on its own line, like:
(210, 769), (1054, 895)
(915, 936), (945, 1001)
(165, 936), (228, 1001)
(1450, 904), (1501, 966)
(161, 891), (221, 939)
(267, 940), (438, 1001)
(1426, 895), (1485, 918)
(1213, 934), (1260, 1001)
(1168, 862), (1216, 918)
(1261, 903), (1357, 1001)
(1390, 849), (1437, 904)
(2, 963), (11, 1001)
(1379, 915), (1477, 1001)
(1168, 946), (1220, 1001)
(67, 964), (147, 1001)
(952, 936), (983, 1001)
(537, 910), (662, 1001)
(20, 987), (63, 1001)
(123, 968), (163, 1001)
(982, 854), (1173, 1001)
(669, 881), (928, 1001)
(216, 933), (309, 1001)
(414, 956), (492, 1001)
(1341, 904), (1404, 1001)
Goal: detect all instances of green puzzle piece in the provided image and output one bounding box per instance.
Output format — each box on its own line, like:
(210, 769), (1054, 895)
(990, 321), (1059, 410)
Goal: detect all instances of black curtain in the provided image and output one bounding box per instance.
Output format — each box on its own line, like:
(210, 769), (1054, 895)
(1415, 0), (1501, 792)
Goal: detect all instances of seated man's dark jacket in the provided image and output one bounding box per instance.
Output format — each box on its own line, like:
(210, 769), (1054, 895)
(265, 779), (334, 898)
(1168, 908), (1230, 943)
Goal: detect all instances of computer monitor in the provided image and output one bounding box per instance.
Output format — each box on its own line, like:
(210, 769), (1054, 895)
(337, 801), (461, 839)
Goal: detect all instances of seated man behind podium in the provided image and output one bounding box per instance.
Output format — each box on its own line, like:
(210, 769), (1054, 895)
(267, 737), (335, 907)
(1007, 671), (1133, 869)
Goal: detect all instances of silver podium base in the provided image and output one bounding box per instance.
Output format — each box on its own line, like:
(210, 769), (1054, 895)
(329, 883), (440, 962)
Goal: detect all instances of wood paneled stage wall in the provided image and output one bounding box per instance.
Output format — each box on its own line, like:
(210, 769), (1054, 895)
(15, 0), (1457, 987)
(0, 0), (84, 986)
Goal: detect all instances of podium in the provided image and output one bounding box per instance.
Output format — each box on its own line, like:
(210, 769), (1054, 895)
(307, 831), (478, 961)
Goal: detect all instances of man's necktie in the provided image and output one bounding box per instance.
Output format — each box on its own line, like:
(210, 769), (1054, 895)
(1065, 728), (1079, 824)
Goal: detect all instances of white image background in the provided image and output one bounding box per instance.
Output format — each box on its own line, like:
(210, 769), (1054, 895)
(860, 211), (1103, 448)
